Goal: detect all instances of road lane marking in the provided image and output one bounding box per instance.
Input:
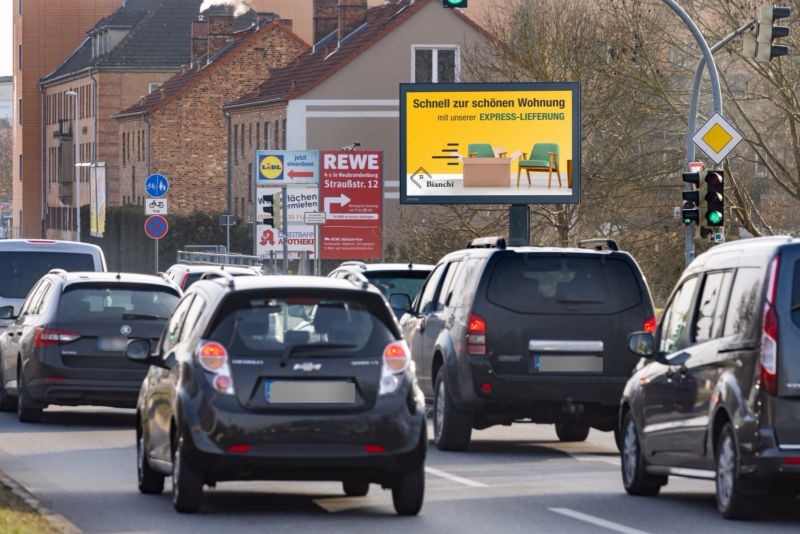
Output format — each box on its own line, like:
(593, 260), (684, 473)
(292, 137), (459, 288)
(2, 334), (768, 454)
(549, 508), (650, 534)
(425, 466), (488, 487)
(572, 454), (621, 466)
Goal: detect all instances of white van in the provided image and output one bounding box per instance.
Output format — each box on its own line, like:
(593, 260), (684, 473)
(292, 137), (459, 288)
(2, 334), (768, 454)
(0, 240), (106, 327)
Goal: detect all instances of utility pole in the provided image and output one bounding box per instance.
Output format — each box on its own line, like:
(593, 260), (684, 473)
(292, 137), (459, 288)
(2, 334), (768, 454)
(65, 89), (80, 242)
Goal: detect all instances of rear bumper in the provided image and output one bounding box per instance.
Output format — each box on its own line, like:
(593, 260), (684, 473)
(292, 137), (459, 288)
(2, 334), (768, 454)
(739, 428), (800, 486)
(178, 382), (427, 482)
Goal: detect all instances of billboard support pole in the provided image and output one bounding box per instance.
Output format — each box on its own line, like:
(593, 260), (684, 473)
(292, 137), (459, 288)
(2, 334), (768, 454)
(282, 186), (289, 274)
(508, 205), (529, 246)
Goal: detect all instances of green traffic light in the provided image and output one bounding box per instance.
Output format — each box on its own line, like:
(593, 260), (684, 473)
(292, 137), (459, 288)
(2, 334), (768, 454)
(707, 211), (723, 225)
(683, 218), (692, 225)
(446, 0), (465, 5)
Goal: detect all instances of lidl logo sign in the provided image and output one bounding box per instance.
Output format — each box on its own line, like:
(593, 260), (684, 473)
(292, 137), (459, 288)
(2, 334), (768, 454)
(692, 113), (742, 164)
(260, 155), (284, 180)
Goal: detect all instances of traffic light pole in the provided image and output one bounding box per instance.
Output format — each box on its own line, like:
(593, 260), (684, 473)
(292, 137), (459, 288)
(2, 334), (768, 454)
(661, 0), (724, 268)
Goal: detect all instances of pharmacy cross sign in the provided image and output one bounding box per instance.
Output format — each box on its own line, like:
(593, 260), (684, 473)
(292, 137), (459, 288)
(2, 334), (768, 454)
(692, 113), (743, 164)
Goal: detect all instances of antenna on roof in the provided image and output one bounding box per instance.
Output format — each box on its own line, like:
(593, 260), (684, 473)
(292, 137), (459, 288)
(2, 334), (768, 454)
(116, 272), (121, 280)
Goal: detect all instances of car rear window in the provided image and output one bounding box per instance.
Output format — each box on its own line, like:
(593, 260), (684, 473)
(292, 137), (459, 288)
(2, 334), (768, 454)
(0, 252), (96, 299)
(364, 271), (430, 302)
(208, 290), (396, 356)
(58, 284), (180, 320)
(486, 255), (643, 315)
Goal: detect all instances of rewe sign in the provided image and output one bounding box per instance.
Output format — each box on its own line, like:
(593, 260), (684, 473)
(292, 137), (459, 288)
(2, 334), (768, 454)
(320, 150), (383, 260)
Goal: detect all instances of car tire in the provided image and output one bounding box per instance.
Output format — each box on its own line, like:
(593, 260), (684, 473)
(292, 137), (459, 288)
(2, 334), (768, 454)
(433, 370), (472, 451)
(555, 422), (590, 442)
(716, 423), (756, 519)
(0, 367), (17, 412)
(620, 412), (665, 496)
(392, 463), (424, 516)
(138, 425), (165, 495)
(172, 434), (203, 513)
(342, 481), (369, 497)
(17, 372), (43, 423)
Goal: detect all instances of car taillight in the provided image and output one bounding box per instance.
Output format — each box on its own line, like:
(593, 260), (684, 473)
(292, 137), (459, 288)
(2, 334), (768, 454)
(467, 313), (486, 355)
(34, 327), (80, 347)
(379, 340), (411, 396)
(643, 316), (657, 334)
(180, 272), (189, 289)
(760, 255), (780, 396)
(196, 340), (234, 395)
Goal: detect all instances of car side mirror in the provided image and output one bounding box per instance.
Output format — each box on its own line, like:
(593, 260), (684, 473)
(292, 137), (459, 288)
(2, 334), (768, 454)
(628, 331), (657, 358)
(389, 293), (413, 314)
(0, 306), (16, 320)
(126, 339), (167, 368)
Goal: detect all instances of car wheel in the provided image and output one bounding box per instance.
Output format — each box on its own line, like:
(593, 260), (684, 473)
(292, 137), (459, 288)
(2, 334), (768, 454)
(716, 423), (756, 519)
(0, 367), (17, 412)
(138, 424), (165, 495)
(555, 422), (590, 442)
(392, 463), (424, 516)
(17, 372), (43, 423)
(342, 481), (369, 497)
(620, 412), (665, 496)
(171, 435), (203, 513)
(433, 370), (472, 451)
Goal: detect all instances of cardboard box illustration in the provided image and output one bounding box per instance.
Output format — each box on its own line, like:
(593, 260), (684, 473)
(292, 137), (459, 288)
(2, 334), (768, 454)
(462, 157), (512, 187)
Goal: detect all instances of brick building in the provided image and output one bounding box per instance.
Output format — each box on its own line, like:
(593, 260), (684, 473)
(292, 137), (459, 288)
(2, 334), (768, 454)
(115, 10), (307, 216)
(223, 0), (488, 255)
(12, 0), (122, 238)
(40, 0), (205, 240)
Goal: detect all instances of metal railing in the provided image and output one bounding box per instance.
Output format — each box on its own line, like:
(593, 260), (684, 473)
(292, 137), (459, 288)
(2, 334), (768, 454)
(176, 250), (262, 268)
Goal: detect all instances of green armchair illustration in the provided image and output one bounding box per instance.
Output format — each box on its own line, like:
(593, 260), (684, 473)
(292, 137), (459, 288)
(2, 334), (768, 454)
(517, 143), (560, 188)
(467, 143), (507, 158)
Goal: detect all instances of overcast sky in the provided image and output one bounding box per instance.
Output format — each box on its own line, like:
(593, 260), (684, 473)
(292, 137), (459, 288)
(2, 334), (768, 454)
(2, 1), (11, 76)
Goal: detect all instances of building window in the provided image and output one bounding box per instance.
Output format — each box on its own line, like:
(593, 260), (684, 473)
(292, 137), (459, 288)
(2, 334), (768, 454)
(256, 122), (260, 149)
(18, 0), (22, 16)
(233, 125), (239, 164)
(264, 121), (271, 149)
(412, 46), (458, 83)
(18, 154), (22, 181)
(240, 124), (245, 157)
(18, 44), (22, 70)
(282, 119), (286, 149)
(248, 123), (252, 147)
(18, 98), (22, 124)
(148, 82), (161, 94)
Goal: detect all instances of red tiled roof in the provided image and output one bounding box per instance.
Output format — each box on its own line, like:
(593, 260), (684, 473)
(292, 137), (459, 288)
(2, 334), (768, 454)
(224, 0), (439, 109)
(116, 20), (307, 118)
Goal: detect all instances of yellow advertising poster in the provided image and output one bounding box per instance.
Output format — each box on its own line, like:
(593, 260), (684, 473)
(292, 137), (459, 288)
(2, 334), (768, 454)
(401, 83), (581, 204)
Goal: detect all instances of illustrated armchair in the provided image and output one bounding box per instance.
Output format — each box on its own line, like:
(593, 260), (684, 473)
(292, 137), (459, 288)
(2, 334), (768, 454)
(467, 143), (506, 158)
(517, 143), (560, 188)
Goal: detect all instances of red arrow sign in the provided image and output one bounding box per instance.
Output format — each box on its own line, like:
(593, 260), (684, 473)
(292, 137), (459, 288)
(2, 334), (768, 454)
(287, 169), (314, 179)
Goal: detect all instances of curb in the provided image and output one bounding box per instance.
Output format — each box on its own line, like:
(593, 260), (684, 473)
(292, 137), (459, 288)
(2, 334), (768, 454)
(0, 468), (81, 534)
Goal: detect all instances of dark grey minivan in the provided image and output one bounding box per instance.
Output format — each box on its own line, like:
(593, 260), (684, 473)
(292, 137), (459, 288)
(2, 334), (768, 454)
(621, 236), (800, 518)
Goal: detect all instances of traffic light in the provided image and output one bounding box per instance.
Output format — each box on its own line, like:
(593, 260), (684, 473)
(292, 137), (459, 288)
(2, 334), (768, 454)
(704, 170), (724, 227)
(755, 6), (791, 62)
(443, 0), (468, 8)
(261, 191), (282, 228)
(681, 171), (701, 225)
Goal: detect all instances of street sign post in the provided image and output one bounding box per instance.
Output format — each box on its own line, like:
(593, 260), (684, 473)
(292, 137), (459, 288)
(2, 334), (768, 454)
(144, 214), (168, 274)
(145, 174), (169, 198)
(145, 198), (168, 215)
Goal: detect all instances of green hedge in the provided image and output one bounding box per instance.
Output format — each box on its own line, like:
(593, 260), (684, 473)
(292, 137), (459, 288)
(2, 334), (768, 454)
(80, 205), (252, 273)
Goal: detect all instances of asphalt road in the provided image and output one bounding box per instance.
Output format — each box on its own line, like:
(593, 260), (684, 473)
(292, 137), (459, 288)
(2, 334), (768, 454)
(0, 407), (799, 533)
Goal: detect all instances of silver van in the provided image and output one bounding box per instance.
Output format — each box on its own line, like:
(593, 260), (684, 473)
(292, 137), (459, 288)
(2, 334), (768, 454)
(0, 240), (106, 327)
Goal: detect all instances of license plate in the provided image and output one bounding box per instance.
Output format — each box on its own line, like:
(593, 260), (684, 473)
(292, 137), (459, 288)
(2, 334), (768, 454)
(97, 337), (128, 352)
(533, 355), (603, 373)
(265, 381), (355, 404)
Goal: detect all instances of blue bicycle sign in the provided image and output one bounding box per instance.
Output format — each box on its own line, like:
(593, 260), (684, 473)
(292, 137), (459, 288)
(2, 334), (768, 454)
(145, 174), (169, 198)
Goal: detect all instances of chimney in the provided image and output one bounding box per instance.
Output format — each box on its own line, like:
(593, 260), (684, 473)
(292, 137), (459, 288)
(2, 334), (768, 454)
(207, 11), (234, 58)
(191, 19), (209, 62)
(338, 0), (368, 44)
(313, 0), (338, 44)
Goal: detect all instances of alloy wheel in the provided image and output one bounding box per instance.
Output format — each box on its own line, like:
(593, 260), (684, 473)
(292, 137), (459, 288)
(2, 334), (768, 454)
(622, 419), (638, 485)
(434, 379), (445, 439)
(717, 433), (735, 509)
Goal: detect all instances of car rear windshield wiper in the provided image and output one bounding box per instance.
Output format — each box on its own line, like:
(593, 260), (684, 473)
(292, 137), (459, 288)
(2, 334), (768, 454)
(280, 343), (356, 367)
(122, 312), (167, 321)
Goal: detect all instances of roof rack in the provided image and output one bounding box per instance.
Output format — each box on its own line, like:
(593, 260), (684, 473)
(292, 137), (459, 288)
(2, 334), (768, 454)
(48, 268), (67, 277)
(199, 269), (236, 288)
(467, 236), (507, 250)
(340, 260), (368, 269)
(578, 238), (620, 252)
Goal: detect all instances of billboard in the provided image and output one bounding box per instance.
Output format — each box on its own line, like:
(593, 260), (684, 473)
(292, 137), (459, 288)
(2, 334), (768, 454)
(255, 185), (317, 259)
(320, 151), (383, 260)
(400, 82), (581, 205)
(255, 150), (319, 186)
(89, 162), (106, 237)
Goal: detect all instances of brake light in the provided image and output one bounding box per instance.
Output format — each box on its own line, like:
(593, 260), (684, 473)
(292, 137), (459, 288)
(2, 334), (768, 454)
(196, 340), (235, 395)
(643, 316), (657, 334)
(227, 444), (252, 453)
(379, 340), (411, 396)
(180, 272), (189, 289)
(362, 444), (386, 454)
(467, 313), (487, 355)
(34, 327), (80, 347)
(760, 255), (780, 396)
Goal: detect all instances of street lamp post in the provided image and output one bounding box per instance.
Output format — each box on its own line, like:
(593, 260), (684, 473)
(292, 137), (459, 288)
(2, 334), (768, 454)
(65, 89), (80, 242)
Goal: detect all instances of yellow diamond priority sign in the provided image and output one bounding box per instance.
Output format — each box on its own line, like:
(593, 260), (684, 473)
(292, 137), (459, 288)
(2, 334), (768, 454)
(692, 113), (742, 164)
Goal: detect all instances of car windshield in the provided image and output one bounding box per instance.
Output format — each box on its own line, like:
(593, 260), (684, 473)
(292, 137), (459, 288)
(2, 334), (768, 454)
(208, 291), (395, 356)
(487, 255), (642, 315)
(58, 284), (180, 320)
(364, 270), (429, 309)
(0, 252), (96, 299)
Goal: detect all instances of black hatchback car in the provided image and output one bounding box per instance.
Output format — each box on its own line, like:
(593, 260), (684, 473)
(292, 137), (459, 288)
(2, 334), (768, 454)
(621, 236), (800, 518)
(0, 271), (180, 421)
(400, 237), (655, 451)
(126, 273), (426, 514)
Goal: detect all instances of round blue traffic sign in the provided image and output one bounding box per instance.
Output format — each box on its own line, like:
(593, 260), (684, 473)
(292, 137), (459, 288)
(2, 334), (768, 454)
(145, 174), (169, 198)
(144, 215), (168, 240)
